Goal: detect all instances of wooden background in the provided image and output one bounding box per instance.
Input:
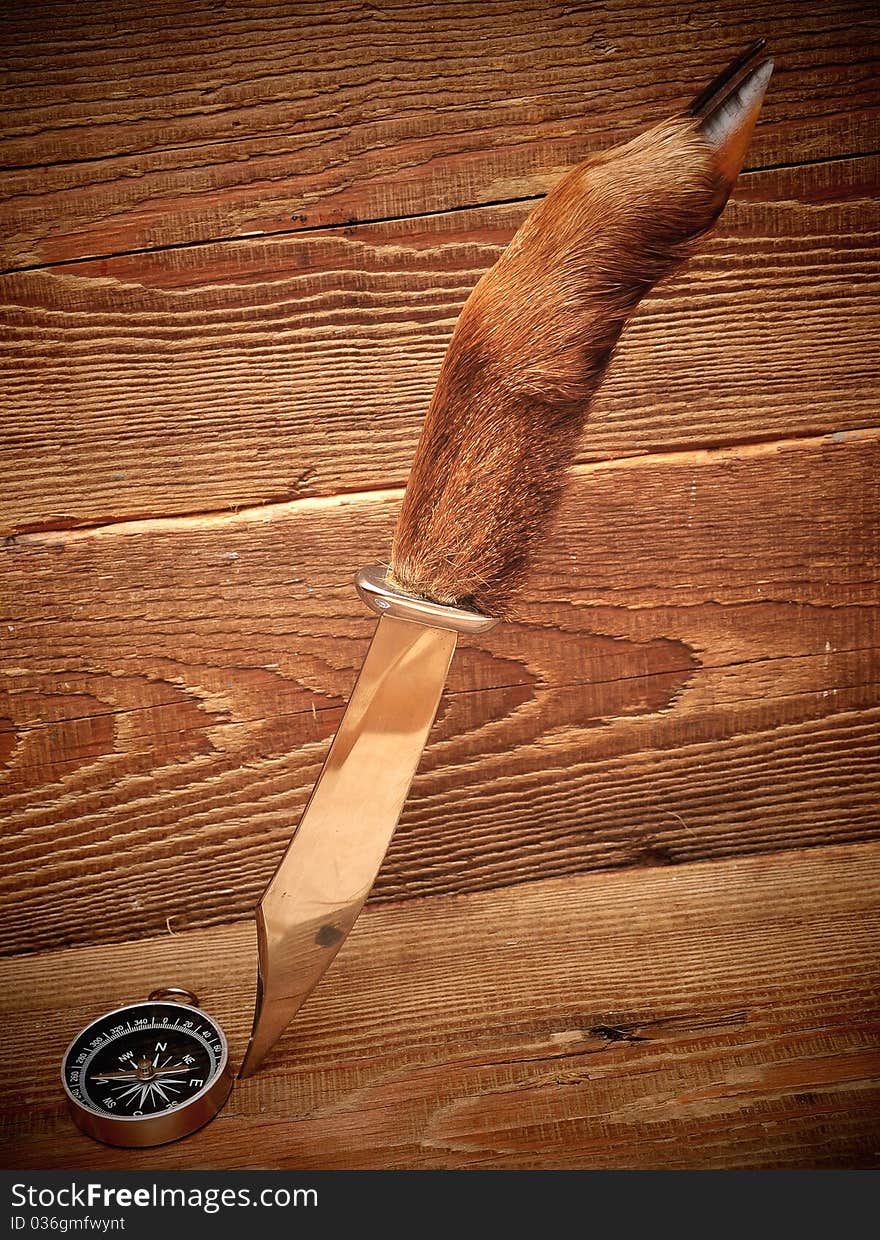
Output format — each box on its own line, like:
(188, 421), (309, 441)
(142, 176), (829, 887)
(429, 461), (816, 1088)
(1, 0), (878, 1169)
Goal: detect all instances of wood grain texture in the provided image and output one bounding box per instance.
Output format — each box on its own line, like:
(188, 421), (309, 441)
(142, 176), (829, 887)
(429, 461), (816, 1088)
(2, 843), (879, 1169)
(3, 0), (878, 1176)
(2, 157), (877, 535)
(1, 0), (878, 269)
(2, 431), (877, 955)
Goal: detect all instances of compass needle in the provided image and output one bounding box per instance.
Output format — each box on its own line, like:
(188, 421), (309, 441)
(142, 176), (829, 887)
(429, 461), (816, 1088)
(62, 994), (233, 1147)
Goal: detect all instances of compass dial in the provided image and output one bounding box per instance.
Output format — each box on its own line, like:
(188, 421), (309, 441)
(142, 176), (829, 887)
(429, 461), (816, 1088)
(62, 999), (231, 1144)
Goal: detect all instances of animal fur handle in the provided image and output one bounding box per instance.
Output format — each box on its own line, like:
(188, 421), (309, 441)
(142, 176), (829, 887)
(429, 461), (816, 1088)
(390, 42), (773, 617)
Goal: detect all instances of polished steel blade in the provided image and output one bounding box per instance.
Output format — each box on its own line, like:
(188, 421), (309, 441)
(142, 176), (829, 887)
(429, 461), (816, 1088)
(239, 613), (456, 1077)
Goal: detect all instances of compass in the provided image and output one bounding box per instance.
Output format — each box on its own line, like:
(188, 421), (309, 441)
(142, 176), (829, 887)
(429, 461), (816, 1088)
(61, 988), (233, 1148)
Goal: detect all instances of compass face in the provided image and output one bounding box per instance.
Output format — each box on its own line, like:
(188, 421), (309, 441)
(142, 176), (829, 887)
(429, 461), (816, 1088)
(62, 1001), (227, 1121)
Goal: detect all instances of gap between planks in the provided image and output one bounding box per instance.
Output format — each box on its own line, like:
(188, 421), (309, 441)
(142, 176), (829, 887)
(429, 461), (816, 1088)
(2, 839), (879, 1169)
(10, 425), (880, 544)
(3, 147), (877, 279)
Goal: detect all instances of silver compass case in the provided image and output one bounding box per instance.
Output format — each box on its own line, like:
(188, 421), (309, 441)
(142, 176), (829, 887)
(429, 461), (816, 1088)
(61, 989), (233, 1148)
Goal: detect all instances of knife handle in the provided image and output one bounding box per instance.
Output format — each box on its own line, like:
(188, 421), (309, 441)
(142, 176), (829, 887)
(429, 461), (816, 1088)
(388, 44), (772, 619)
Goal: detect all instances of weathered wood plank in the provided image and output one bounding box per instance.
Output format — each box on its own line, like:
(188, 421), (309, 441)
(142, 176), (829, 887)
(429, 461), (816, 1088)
(2, 432), (877, 954)
(1, 0), (877, 269)
(1, 157), (876, 534)
(2, 843), (879, 1168)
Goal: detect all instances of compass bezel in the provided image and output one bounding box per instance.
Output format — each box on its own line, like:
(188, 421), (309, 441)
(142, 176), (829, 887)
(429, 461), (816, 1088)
(61, 999), (233, 1148)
